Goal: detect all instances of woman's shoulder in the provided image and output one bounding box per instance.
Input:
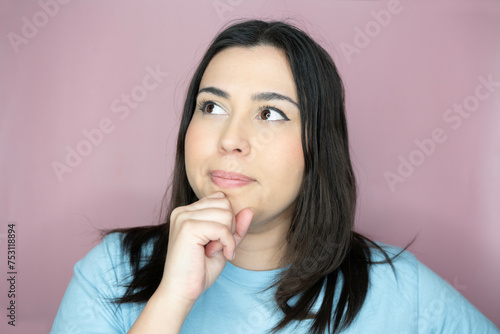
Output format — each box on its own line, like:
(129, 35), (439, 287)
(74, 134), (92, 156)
(89, 231), (124, 257)
(368, 241), (418, 276)
(73, 232), (131, 283)
(53, 233), (154, 332)
(77, 231), (155, 274)
(359, 241), (499, 333)
(362, 241), (419, 298)
(364, 241), (456, 303)
(82, 232), (126, 262)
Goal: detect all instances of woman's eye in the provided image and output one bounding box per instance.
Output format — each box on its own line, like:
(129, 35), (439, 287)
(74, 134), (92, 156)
(258, 108), (288, 121)
(200, 102), (226, 115)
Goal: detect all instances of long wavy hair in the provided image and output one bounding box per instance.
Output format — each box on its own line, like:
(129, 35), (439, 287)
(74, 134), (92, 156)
(107, 19), (404, 334)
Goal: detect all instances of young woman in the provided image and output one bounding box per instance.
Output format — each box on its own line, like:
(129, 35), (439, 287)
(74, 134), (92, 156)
(51, 20), (499, 334)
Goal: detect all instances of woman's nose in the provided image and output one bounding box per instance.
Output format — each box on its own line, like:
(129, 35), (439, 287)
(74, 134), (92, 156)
(218, 116), (251, 156)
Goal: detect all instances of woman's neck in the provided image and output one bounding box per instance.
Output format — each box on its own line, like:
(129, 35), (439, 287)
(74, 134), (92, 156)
(229, 216), (290, 271)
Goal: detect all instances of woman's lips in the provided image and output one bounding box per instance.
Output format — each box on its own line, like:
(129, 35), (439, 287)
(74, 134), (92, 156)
(209, 170), (256, 188)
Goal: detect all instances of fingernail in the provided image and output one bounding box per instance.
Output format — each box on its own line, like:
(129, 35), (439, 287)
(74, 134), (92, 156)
(208, 192), (224, 198)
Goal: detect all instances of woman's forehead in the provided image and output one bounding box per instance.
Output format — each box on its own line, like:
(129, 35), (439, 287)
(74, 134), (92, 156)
(199, 45), (298, 101)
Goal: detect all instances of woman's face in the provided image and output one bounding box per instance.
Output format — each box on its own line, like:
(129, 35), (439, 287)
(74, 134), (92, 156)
(185, 45), (305, 231)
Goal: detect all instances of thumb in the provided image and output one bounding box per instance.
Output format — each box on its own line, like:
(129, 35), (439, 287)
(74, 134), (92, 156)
(233, 208), (254, 246)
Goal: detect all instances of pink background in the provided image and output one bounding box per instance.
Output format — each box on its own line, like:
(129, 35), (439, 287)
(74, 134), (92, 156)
(1, 0), (499, 332)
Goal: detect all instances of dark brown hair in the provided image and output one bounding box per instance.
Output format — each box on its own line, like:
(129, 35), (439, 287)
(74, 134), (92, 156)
(107, 19), (406, 334)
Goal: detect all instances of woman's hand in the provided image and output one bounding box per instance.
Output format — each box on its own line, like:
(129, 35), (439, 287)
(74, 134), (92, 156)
(128, 192), (253, 333)
(158, 191), (254, 306)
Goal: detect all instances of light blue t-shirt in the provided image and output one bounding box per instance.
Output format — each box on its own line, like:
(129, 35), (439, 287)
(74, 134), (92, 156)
(51, 233), (499, 333)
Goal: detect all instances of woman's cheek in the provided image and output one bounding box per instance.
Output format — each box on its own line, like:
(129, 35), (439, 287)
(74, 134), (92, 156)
(281, 132), (305, 190)
(185, 120), (208, 195)
(186, 119), (209, 156)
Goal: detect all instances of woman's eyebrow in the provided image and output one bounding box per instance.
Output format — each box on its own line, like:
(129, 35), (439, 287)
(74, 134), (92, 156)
(197, 86), (299, 108)
(251, 92), (299, 108)
(197, 87), (229, 99)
